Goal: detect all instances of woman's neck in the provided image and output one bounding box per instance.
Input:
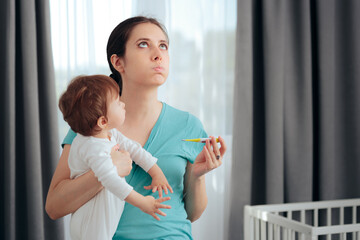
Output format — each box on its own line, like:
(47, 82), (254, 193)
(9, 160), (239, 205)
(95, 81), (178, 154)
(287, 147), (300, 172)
(118, 85), (163, 143)
(120, 86), (161, 122)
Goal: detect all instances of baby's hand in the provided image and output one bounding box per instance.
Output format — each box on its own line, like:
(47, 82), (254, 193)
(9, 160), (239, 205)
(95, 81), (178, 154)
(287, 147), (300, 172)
(144, 174), (173, 198)
(140, 196), (171, 221)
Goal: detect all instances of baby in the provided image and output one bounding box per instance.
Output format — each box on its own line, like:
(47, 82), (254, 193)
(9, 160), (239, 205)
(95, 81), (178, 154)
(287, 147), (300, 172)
(59, 74), (173, 240)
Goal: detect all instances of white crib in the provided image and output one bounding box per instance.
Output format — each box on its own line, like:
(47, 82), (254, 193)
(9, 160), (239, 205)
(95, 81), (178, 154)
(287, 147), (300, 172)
(244, 198), (360, 240)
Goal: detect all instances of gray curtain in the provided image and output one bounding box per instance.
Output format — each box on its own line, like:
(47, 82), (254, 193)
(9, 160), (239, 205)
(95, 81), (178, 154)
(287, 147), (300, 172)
(0, 0), (63, 239)
(229, 0), (360, 239)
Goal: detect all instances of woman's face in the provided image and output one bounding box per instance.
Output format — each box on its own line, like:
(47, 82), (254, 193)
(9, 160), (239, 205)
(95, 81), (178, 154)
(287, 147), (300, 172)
(119, 23), (169, 88)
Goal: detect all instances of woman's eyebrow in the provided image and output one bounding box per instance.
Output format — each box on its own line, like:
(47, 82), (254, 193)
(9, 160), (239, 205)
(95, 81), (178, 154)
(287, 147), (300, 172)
(135, 38), (150, 43)
(159, 39), (169, 44)
(135, 38), (168, 44)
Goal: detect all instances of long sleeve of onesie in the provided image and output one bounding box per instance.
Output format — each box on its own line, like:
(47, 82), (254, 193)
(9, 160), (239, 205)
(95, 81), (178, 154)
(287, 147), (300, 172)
(83, 142), (133, 201)
(111, 129), (157, 172)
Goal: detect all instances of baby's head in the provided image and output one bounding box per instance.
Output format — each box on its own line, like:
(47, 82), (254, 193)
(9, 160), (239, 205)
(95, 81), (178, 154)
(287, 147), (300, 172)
(59, 74), (120, 136)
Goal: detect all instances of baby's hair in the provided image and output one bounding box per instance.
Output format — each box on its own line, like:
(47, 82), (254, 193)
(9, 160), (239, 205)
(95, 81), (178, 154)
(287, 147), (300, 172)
(59, 74), (120, 136)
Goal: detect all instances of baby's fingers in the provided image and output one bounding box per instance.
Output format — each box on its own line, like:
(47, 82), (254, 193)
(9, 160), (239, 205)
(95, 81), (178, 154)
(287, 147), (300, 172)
(156, 203), (171, 209)
(151, 214), (160, 221)
(156, 196), (171, 204)
(156, 186), (163, 198)
(143, 185), (153, 190)
(162, 185), (169, 195)
(167, 184), (174, 194)
(156, 209), (167, 217)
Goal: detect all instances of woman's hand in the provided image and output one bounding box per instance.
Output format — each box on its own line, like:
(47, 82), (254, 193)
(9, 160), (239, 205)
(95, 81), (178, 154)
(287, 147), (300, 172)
(182, 136), (226, 221)
(111, 144), (133, 177)
(191, 136), (227, 178)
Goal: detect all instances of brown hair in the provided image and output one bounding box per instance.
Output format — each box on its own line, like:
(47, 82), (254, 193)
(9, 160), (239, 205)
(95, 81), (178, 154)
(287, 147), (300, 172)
(106, 16), (168, 95)
(59, 75), (120, 136)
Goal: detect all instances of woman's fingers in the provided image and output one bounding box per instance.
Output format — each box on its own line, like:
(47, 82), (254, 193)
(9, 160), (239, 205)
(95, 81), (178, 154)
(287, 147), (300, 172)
(210, 136), (221, 160)
(218, 136), (227, 158)
(111, 144), (120, 152)
(203, 142), (214, 169)
(206, 139), (217, 166)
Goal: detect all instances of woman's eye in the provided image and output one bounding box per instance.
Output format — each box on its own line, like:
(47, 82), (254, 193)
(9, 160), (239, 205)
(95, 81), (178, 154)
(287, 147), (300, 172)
(159, 43), (168, 50)
(138, 42), (148, 48)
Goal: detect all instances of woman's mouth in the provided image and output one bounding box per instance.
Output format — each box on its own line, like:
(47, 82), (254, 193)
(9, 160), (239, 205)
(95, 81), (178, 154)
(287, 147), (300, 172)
(153, 66), (164, 72)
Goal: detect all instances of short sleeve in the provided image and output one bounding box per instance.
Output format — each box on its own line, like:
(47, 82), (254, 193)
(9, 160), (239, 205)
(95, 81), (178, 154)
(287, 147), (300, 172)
(182, 114), (208, 164)
(61, 128), (77, 148)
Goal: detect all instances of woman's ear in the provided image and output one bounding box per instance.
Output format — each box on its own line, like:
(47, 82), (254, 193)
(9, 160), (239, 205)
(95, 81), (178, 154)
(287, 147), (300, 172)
(111, 54), (125, 73)
(97, 116), (108, 129)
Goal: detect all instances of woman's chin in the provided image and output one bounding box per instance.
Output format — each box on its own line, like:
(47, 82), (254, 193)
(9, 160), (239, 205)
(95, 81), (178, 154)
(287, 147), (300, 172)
(152, 76), (167, 86)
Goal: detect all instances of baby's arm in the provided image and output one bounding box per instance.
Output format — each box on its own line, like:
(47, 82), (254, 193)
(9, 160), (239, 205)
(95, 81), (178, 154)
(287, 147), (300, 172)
(85, 145), (170, 220)
(114, 130), (173, 197)
(86, 147), (133, 200)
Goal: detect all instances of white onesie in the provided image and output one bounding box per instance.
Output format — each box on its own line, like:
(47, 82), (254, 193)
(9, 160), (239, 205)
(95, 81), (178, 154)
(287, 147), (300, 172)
(68, 129), (157, 240)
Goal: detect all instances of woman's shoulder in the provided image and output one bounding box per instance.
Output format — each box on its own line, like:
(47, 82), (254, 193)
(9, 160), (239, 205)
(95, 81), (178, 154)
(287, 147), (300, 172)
(162, 103), (205, 134)
(163, 102), (202, 124)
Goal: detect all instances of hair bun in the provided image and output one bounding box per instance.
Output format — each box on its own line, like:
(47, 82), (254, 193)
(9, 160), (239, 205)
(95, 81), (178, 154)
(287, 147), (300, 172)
(109, 73), (118, 82)
(109, 72), (123, 95)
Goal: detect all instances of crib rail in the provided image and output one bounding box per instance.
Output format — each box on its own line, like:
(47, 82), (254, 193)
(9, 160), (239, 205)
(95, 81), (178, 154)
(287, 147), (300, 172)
(244, 199), (360, 240)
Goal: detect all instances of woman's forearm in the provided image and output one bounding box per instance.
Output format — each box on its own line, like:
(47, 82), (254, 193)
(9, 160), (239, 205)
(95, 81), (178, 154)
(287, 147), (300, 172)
(45, 145), (103, 219)
(183, 165), (208, 222)
(46, 171), (103, 219)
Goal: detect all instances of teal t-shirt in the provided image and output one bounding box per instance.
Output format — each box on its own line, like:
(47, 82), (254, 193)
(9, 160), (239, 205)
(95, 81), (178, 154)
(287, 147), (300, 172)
(62, 103), (207, 240)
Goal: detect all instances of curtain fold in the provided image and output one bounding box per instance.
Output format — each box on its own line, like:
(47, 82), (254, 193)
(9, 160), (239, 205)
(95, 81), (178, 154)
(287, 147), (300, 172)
(0, 0), (63, 239)
(230, 0), (360, 238)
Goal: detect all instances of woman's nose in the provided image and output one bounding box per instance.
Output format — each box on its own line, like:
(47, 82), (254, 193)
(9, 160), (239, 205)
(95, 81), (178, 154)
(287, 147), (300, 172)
(153, 56), (162, 62)
(152, 49), (162, 62)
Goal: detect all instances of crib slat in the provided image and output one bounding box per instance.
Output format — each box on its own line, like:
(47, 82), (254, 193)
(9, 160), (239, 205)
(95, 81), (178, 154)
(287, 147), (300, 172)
(314, 208), (318, 227)
(269, 223), (273, 240)
(287, 211), (292, 240)
(274, 225), (280, 240)
(301, 210), (305, 224)
(261, 220), (266, 240)
(255, 219), (260, 240)
(353, 206), (357, 240)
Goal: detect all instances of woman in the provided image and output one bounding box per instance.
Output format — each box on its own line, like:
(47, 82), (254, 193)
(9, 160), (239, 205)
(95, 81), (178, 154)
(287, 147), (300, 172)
(46, 16), (226, 239)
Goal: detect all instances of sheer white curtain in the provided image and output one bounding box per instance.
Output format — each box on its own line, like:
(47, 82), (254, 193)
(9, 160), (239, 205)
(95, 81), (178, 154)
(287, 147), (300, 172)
(50, 1), (236, 239)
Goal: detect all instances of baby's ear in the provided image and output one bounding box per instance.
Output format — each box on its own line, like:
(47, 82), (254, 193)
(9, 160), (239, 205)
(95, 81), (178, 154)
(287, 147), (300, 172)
(97, 116), (108, 129)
